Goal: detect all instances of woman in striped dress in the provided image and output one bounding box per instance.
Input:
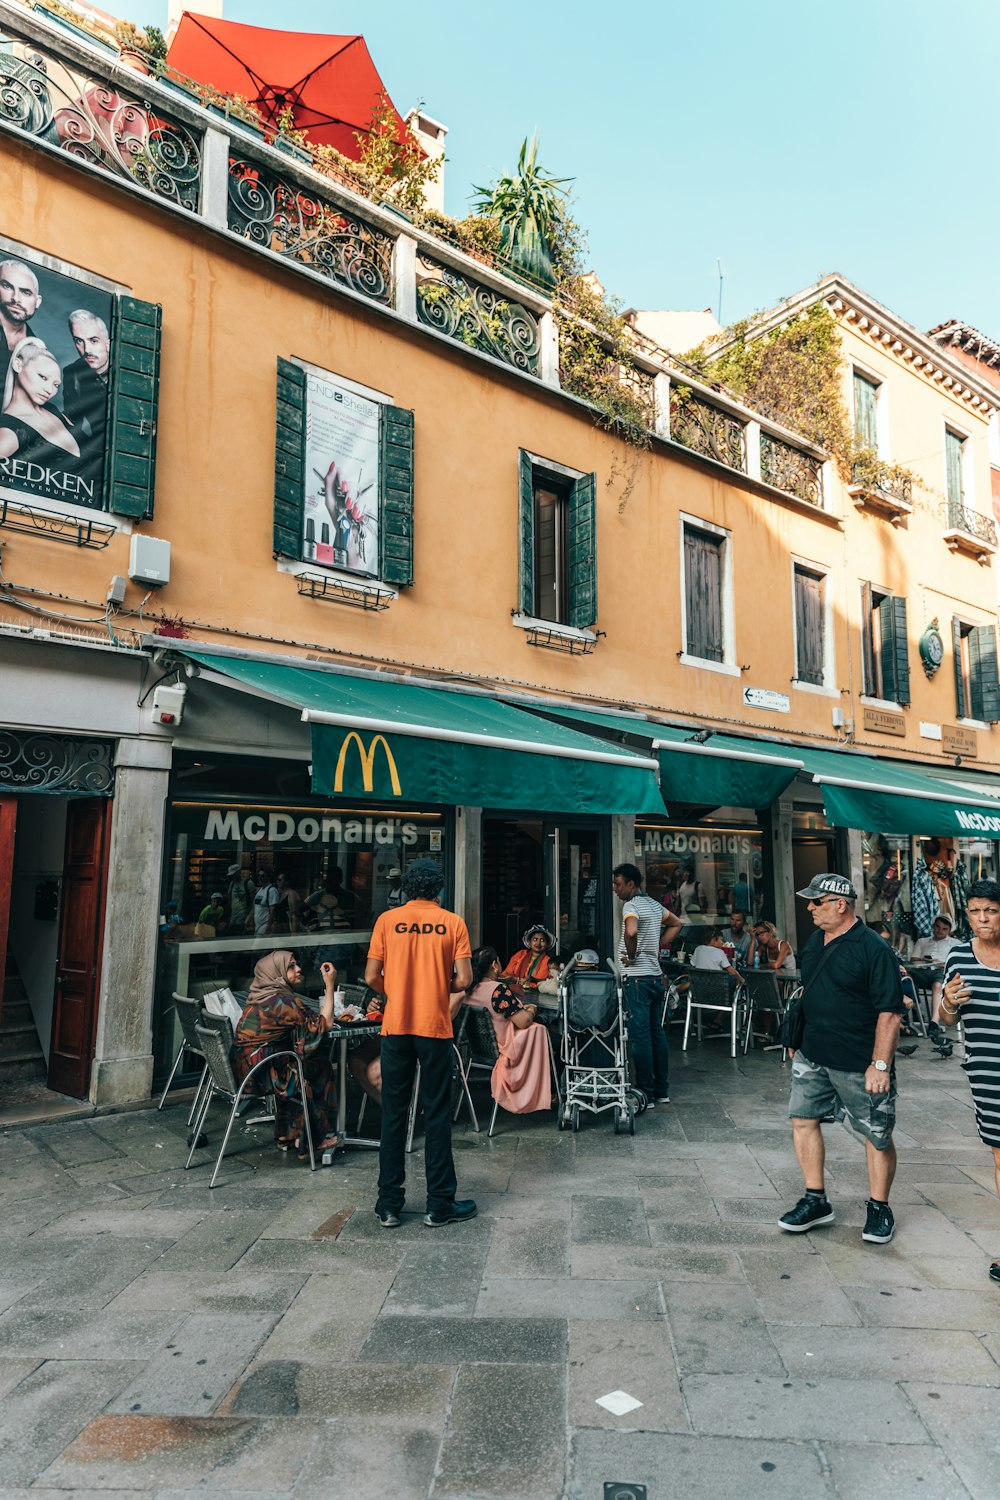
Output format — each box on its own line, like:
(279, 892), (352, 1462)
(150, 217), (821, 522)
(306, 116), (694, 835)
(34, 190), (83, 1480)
(941, 878), (1000, 1285)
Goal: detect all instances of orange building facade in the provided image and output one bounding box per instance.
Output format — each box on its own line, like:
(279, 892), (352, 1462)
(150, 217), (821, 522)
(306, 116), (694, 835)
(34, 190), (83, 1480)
(2, 4), (1000, 1107)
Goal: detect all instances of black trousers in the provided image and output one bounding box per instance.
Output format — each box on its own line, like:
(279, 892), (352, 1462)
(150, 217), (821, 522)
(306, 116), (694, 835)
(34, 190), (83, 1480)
(377, 1034), (457, 1215)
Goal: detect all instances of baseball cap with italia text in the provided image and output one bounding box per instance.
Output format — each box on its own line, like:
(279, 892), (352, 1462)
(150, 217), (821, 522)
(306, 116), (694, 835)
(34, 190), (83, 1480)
(796, 872), (857, 901)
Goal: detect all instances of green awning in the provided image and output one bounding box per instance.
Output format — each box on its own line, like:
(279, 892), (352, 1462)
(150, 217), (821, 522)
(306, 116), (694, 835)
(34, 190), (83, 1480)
(531, 707), (802, 809)
(182, 651), (666, 815)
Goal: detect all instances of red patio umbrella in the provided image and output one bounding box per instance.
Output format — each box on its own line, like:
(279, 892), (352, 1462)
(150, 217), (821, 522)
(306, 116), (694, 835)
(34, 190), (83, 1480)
(166, 12), (412, 156)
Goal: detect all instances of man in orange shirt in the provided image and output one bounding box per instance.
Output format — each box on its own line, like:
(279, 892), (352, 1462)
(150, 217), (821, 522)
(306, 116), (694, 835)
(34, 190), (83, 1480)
(365, 858), (475, 1228)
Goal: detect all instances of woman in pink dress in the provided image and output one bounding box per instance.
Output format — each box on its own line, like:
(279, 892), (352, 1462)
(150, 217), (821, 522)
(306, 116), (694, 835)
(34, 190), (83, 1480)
(465, 947), (552, 1114)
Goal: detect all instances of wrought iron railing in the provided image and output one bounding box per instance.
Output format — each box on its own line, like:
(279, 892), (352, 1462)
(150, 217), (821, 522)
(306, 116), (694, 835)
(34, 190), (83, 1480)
(228, 155), (395, 305)
(670, 389), (746, 472)
(760, 432), (823, 506)
(850, 459), (912, 506)
(0, 26), (202, 210)
(947, 500), (998, 547)
(415, 252), (540, 375)
(0, 730), (114, 793)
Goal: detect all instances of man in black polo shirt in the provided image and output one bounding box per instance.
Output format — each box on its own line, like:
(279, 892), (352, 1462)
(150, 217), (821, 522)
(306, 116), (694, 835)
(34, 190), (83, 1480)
(780, 873), (904, 1245)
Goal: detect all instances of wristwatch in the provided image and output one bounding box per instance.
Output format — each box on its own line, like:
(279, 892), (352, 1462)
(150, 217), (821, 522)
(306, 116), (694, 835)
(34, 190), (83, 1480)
(870, 1059), (888, 1072)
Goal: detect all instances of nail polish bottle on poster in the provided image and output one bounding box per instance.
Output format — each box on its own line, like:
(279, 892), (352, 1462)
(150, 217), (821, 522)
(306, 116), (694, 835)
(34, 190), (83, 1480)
(316, 522), (334, 565)
(303, 518), (316, 561)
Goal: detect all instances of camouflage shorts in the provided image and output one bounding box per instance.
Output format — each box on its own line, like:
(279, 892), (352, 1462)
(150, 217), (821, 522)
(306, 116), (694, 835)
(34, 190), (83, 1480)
(789, 1051), (896, 1151)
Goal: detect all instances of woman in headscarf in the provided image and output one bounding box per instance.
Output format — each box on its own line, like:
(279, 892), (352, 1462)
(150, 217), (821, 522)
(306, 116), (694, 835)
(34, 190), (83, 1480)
(232, 949), (338, 1157)
(502, 924), (557, 989)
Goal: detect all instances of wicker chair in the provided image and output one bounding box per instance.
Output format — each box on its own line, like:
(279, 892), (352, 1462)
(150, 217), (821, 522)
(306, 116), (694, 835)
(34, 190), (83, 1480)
(184, 1021), (316, 1188)
(682, 970), (749, 1058)
(740, 969), (788, 1054)
(158, 992), (210, 1125)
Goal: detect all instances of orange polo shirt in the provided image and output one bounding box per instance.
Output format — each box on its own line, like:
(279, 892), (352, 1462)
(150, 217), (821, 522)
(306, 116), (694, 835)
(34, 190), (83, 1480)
(368, 899), (472, 1039)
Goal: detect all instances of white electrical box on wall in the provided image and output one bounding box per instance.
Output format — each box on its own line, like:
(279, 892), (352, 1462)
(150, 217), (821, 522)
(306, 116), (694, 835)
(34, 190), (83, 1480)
(129, 534), (171, 587)
(151, 683), (186, 726)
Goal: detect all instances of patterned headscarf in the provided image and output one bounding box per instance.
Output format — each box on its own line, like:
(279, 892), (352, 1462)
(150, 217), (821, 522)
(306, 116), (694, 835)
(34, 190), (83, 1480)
(246, 949), (296, 1007)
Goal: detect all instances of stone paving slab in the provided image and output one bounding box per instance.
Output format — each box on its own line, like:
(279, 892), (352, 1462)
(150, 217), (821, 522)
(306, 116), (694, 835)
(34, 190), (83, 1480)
(106, 1311), (278, 1416)
(434, 1363), (566, 1499)
(360, 1314), (566, 1365)
(483, 1212), (570, 1277)
(567, 1319), (688, 1432)
(478, 1275), (663, 1322)
(0, 1360), (141, 1486)
(15, 1238), (178, 1313)
(664, 1282), (785, 1376)
(570, 1242), (745, 1281)
(904, 1384), (1000, 1500)
(681, 1373), (927, 1441)
(0, 1304), (184, 1361)
(106, 1270), (308, 1317)
(567, 1428), (836, 1500)
(382, 1243), (490, 1318)
(771, 1325), (1000, 1384)
(230, 1358), (455, 1420)
(737, 1248), (863, 1328)
(819, 1441), (973, 1500)
(843, 1283), (1000, 1331)
(292, 1415), (441, 1500)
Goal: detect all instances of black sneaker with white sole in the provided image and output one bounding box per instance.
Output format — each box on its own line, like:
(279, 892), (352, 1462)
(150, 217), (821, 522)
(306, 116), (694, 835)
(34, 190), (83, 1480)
(779, 1194), (835, 1233)
(862, 1199), (895, 1244)
(423, 1199), (478, 1228)
(375, 1206), (402, 1229)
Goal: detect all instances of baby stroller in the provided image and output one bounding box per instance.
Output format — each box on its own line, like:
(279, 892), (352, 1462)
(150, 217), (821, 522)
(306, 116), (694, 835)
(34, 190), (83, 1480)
(557, 951), (644, 1134)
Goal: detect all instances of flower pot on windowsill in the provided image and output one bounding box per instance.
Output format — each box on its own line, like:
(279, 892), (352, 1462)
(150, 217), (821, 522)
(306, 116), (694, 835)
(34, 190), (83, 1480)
(117, 45), (152, 75)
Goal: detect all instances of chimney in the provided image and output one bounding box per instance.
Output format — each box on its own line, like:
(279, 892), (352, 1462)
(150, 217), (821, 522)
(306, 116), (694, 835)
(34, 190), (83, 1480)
(405, 107), (447, 214)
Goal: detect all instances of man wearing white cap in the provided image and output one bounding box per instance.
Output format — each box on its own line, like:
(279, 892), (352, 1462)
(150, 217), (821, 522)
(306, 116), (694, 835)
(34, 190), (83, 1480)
(780, 872), (905, 1245)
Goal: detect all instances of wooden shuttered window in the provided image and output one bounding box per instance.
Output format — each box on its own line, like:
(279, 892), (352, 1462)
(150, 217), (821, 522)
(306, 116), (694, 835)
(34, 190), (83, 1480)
(518, 453), (598, 629)
(969, 623), (1000, 722)
(853, 371), (878, 450)
(793, 566), (825, 685)
(953, 616), (968, 719)
(104, 297), (161, 519)
(684, 525), (724, 662)
(378, 404), (415, 588)
(568, 471), (597, 630)
(863, 585), (909, 704)
(273, 357), (306, 559)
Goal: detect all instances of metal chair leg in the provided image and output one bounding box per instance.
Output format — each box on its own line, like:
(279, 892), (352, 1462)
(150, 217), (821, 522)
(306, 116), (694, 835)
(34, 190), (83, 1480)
(405, 1061), (421, 1154)
(488, 1096), (500, 1137)
(158, 1045), (184, 1110)
(683, 999), (693, 1051)
(452, 1043), (479, 1133)
(184, 1081), (215, 1168)
(186, 1062), (209, 1126)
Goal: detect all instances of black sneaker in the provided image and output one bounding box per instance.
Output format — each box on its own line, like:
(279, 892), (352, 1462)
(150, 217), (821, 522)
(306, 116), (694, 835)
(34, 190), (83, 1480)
(375, 1206), (402, 1229)
(989, 1262), (1000, 1284)
(779, 1194), (835, 1233)
(423, 1199), (478, 1228)
(862, 1199), (895, 1244)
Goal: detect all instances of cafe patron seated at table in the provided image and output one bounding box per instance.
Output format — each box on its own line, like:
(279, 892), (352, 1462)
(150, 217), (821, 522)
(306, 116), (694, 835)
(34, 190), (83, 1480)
(232, 949), (339, 1159)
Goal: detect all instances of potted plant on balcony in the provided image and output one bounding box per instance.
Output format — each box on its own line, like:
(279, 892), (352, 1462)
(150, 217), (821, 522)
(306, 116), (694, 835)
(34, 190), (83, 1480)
(114, 21), (152, 74)
(472, 134), (571, 293)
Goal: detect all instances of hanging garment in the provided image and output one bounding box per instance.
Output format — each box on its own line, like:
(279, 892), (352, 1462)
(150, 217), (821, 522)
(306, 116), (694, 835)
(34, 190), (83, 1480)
(952, 857), (971, 941)
(911, 859), (940, 939)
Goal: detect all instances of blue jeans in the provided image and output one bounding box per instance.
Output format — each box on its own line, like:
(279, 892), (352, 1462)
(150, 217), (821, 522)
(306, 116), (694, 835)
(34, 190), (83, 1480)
(623, 975), (669, 1099)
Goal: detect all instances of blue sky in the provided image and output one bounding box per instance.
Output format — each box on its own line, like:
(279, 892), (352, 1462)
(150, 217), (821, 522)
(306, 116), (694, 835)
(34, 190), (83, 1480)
(156, 0), (1000, 338)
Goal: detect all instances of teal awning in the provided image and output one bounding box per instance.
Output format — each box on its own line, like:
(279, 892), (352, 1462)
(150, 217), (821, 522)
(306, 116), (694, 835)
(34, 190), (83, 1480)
(529, 707), (802, 810)
(181, 652), (666, 816)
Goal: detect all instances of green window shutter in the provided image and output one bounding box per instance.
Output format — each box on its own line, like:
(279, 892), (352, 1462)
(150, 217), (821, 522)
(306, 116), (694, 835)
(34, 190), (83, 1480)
(518, 449), (535, 616)
(893, 597), (917, 708)
(274, 358), (306, 559)
(953, 616), (967, 719)
(568, 470), (597, 630)
(970, 624), (1000, 722)
(104, 296), (161, 518)
(860, 581), (876, 695)
(379, 403), (415, 588)
(853, 372), (878, 449)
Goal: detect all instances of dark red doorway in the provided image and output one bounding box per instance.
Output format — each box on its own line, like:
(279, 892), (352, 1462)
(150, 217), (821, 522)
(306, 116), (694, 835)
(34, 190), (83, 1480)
(47, 798), (112, 1099)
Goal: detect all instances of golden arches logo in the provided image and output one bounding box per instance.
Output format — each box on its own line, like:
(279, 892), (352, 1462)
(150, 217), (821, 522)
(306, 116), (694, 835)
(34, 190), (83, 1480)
(333, 731), (402, 796)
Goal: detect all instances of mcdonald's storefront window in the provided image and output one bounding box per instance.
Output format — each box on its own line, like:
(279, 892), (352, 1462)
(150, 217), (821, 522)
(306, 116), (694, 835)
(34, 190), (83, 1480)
(633, 818), (765, 928)
(152, 790), (450, 1084)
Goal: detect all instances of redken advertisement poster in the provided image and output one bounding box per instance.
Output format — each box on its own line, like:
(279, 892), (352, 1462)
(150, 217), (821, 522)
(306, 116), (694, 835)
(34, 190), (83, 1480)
(301, 368), (381, 577)
(0, 249), (113, 510)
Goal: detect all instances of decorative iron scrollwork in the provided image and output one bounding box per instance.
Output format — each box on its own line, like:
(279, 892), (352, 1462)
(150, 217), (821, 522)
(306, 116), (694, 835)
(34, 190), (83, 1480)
(947, 500), (998, 547)
(0, 731), (114, 794)
(670, 390), (746, 472)
(415, 253), (540, 374)
(760, 433), (823, 506)
(228, 157), (395, 305)
(0, 31), (201, 210)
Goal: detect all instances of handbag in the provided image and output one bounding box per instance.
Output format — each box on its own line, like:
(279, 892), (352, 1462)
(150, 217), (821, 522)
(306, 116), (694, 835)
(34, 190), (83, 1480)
(779, 939), (838, 1051)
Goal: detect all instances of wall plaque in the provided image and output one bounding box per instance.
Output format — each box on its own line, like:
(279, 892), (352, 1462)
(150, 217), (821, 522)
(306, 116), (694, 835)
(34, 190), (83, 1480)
(862, 705), (906, 737)
(942, 725), (978, 759)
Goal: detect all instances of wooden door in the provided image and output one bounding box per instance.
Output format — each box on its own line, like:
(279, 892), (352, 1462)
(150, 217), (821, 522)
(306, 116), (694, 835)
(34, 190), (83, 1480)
(0, 796), (16, 1030)
(48, 798), (112, 1098)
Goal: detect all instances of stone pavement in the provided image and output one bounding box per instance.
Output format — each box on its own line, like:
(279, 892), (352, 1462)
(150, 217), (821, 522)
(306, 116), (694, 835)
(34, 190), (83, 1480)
(0, 1037), (998, 1500)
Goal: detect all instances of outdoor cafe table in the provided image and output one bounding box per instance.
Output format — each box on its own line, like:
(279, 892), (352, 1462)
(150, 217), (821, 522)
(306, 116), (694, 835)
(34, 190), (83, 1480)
(328, 1018), (383, 1150)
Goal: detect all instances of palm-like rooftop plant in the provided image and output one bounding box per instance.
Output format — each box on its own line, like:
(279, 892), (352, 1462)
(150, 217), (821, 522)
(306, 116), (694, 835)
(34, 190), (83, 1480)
(472, 134), (572, 290)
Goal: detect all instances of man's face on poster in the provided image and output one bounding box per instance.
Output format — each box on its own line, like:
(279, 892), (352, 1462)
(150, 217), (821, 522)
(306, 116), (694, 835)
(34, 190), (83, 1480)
(71, 314), (111, 375)
(0, 262), (40, 326)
